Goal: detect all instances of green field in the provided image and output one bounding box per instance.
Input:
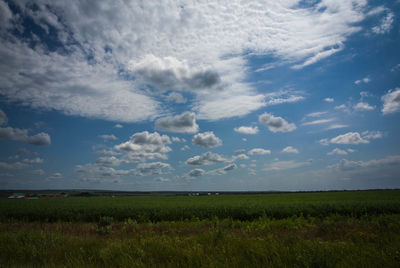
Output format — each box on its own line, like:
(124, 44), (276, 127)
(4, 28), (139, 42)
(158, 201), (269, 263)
(1, 190), (400, 267)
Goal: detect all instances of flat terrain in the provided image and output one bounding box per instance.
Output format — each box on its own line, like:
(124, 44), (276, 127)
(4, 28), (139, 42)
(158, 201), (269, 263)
(1, 190), (400, 267)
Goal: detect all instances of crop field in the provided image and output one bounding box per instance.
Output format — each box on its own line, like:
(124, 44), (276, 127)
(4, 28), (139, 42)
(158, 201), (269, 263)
(1, 190), (400, 267)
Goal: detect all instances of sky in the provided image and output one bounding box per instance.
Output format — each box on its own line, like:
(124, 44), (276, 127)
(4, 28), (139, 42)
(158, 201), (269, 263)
(0, 0), (400, 191)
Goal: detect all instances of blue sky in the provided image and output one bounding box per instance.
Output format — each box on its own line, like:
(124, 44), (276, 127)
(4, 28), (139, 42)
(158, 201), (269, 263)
(0, 0), (400, 191)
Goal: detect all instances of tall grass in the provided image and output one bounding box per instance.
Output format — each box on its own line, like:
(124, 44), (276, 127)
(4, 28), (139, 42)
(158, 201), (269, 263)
(1, 214), (399, 267)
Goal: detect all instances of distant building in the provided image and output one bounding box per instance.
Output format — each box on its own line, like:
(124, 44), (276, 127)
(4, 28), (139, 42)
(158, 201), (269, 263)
(8, 193), (25, 199)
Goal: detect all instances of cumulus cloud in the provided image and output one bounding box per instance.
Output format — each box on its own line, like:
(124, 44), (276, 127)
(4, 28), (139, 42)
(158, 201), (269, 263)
(324, 98), (334, 103)
(234, 126), (259, 135)
(259, 113), (296, 133)
(99, 134), (118, 141)
(172, 137), (186, 143)
(330, 132), (369, 145)
(0, 1), (371, 122)
(192, 131), (222, 148)
(0, 109), (7, 125)
(114, 131), (172, 162)
(248, 148), (271, 155)
(130, 54), (221, 92)
(381, 88), (400, 115)
(27, 133), (51, 146)
(155, 112), (199, 133)
(327, 148), (348, 155)
(181, 145), (190, 151)
(0, 127), (51, 146)
(187, 168), (206, 177)
(282, 146), (299, 154)
(354, 102), (375, 111)
(95, 156), (122, 167)
(186, 152), (228, 166)
(133, 162), (171, 177)
(233, 154), (249, 160)
(115, 131), (171, 153)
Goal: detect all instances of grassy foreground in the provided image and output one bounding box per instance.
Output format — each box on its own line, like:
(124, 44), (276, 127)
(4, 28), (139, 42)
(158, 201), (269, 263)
(1, 190), (400, 267)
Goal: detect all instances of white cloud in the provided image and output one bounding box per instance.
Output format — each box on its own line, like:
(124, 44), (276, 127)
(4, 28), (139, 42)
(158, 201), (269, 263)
(32, 169), (45, 175)
(155, 112), (199, 133)
(187, 168), (206, 177)
(156, 177), (171, 182)
(99, 134), (118, 141)
(165, 92), (187, 104)
(186, 152), (228, 166)
(208, 163), (237, 175)
(362, 131), (383, 140)
(327, 148), (348, 155)
(372, 12), (394, 34)
(334, 104), (347, 110)
(382, 88), (400, 115)
(46, 172), (63, 180)
(264, 90), (305, 106)
(181, 145), (190, 151)
(330, 132), (369, 145)
(306, 111), (328, 118)
(0, 109), (7, 125)
(115, 131), (171, 153)
(282, 146), (299, 154)
(264, 160), (311, 171)
(326, 124), (349, 130)
(114, 124), (123, 128)
(329, 155), (400, 172)
(234, 126), (259, 135)
(192, 131), (222, 148)
(172, 137), (186, 143)
(0, 127), (51, 146)
(233, 154), (249, 160)
(324, 98), (334, 103)
(354, 102), (375, 111)
(0, 161), (29, 170)
(95, 156), (122, 167)
(114, 131), (172, 162)
(354, 77), (371, 85)
(23, 158), (44, 164)
(0, 1), (370, 122)
(318, 138), (330, 146)
(302, 119), (334, 126)
(248, 148), (271, 155)
(134, 162), (171, 177)
(258, 113), (296, 133)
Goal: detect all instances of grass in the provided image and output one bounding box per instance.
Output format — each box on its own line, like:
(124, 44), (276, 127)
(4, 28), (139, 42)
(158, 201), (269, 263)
(1, 190), (399, 222)
(1, 190), (400, 266)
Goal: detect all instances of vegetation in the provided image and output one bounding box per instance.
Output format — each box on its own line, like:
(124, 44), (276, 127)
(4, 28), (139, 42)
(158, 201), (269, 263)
(1, 190), (399, 222)
(1, 190), (399, 266)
